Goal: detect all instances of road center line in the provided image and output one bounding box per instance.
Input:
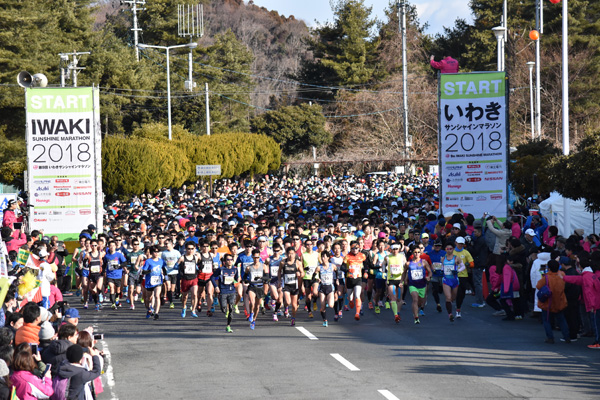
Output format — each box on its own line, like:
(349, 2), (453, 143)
(378, 389), (400, 400)
(296, 326), (319, 340)
(330, 353), (360, 371)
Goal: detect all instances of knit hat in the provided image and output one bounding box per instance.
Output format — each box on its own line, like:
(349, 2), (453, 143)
(0, 360), (8, 377)
(39, 321), (55, 341)
(66, 344), (84, 363)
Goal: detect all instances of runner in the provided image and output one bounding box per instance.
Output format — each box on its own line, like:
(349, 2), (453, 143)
(342, 241), (367, 321)
(316, 251), (337, 327)
(214, 254), (239, 333)
(103, 240), (127, 310)
(453, 236), (474, 319)
(372, 239), (389, 314)
(142, 246), (164, 320)
(385, 243), (407, 323)
(125, 239), (144, 310)
(85, 239), (104, 311)
(301, 239), (319, 318)
(330, 242), (345, 321)
(266, 243), (285, 321)
(161, 239), (181, 309)
(278, 246), (304, 326)
(178, 242), (199, 318)
(197, 240), (216, 317)
(426, 240), (446, 313)
(235, 240), (255, 319)
(244, 249), (269, 330)
(442, 243), (465, 322)
(406, 245), (432, 324)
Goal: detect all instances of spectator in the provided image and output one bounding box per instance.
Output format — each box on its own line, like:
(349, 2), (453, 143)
(0, 359), (9, 400)
(14, 304), (41, 346)
(10, 344), (53, 399)
(536, 260), (570, 344)
(1, 199), (22, 230)
(430, 55), (459, 73)
(41, 323), (77, 376)
(57, 344), (102, 400)
(63, 309), (79, 326)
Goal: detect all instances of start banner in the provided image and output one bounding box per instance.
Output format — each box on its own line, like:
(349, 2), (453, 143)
(438, 72), (509, 219)
(26, 87), (102, 239)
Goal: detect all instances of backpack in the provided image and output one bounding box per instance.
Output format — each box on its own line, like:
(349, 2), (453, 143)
(537, 274), (552, 302)
(50, 363), (70, 400)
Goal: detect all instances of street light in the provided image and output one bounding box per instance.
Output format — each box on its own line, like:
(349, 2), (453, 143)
(137, 42), (198, 140)
(491, 26), (506, 71)
(526, 61), (536, 139)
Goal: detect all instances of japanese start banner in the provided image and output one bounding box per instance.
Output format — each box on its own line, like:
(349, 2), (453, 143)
(438, 72), (509, 219)
(26, 87), (102, 239)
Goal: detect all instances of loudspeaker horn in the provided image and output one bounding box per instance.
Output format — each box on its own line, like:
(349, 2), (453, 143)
(17, 71), (33, 88)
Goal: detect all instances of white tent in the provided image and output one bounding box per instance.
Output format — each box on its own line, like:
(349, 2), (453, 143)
(538, 192), (598, 237)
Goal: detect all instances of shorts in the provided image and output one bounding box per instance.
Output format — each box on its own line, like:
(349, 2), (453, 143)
(128, 275), (142, 287)
(375, 278), (387, 290)
(269, 280), (281, 288)
(220, 293), (236, 312)
(303, 280), (317, 290)
(248, 285), (265, 299)
(319, 284), (334, 295)
(197, 278), (209, 288)
(75, 267), (82, 277)
(89, 273), (101, 284)
(336, 277), (345, 288)
(166, 275), (178, 285)
(181, 278), (198, 293)
(81, 269), (90, 278)
(409, 286), (427, 298)
(197, 272), (213, 282)
(107, 278), (122, 288)
(443, 277), (459, 288)
(346, 278), (362, 290)
(283, 285), (299, 296)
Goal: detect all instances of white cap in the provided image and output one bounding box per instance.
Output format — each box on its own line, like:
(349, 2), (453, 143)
(455, 236), (466, 244)
(525, 229), (536, 236)
(453, 223), (461, 229)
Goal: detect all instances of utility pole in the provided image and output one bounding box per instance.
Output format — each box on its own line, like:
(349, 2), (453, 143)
(178, 4), (204, 92)
(534, 0), (543, 138)
(58, 51), (91, 87)
(205, 83), (211, 136)
(398, 0), (410, 162)
(121, 0), (146, 62)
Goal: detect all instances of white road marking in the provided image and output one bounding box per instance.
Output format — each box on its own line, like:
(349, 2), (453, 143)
(100, 339), (119, 400)
(378, 389), (400, 400)
(330, 353), (360, 371)
(296, 326), (318, 340)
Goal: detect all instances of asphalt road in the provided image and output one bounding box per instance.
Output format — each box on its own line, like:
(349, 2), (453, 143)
(83, 296), (600, 400)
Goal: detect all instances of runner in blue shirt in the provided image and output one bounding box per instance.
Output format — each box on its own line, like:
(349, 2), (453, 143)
(214, 254), (239, 333)
(142, 246), (165, 320)
(103, 240), (127, 310)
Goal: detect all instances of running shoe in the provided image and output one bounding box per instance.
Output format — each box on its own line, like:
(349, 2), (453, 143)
(191, 312), (198, 318)
(338, 310), (343, 318)
(83, 303), (88, 309)
(360, 309), (364, 316)
(436, 304), (442, 313)
(587, 343), (600, 349)
(304, 305), (309, 312)
(140, 298), (144, 304)
(419, 309), (425, 316)
(374, 306), (380, 314)
(169, 303), (175, 309)
(456, 311), (462, 319)
(234, 305), (240, 314)
(111, 303), (116, 310)
(116, 300), (121, 308)
(134, 294), (139, 302)
(493, 310), (506, 316)
(273, 314), (278, 322)
(395, 314), (401, 324)
(130, 305), (135, 310)
(323, 320), (328, 327)
(313, 302), (318, 311)
(207, 311), (214, 317)
(80, 297), (85, 304)
(344, 305), (349, 312)
(244, 310), (250, 320)
(146, 311), (152, 319)
(226, 326), (233, 333)
(334, 315), (339, 322)
(308, 312), (313, 318)
(377, 301), (384, 307)
(126, 299), (130, 304)
(449, 314), (455, 322)
(402, 301), (406, 305)
(471, 303), (485, 308)
(515, 315), (523, 320)
(75, 290), (81, 297)
(249, 312), (254, 323)
(95, 304), (100, 312)
(349, 300), (355, 309)
(414, 318), (420, 324)
(368, 302), (374, 310)
(181, 309), (186, 318)
(250, 321), (255, 330)
(354, 313), (360, 321)
(291, 318), (295, 326)
(154, 313), (159, 320)
(260, 306), (265, 315)
(99, 294), (104, 303)
(385, 302), (390, 309)
(265, 302), (271, 311)
(277, 309), (284, 317)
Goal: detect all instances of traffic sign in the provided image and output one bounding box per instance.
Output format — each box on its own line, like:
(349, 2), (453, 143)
(196, 165), (221, 176)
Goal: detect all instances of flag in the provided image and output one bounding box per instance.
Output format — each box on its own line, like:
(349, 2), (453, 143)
(17, 248), (30, 266)
(25, 253), (42, 270)
(0, 277), (15, 306)
(18, 286), (43, 309)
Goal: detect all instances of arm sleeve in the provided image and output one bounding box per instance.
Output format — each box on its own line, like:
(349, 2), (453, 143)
(430, 59), (443, 70)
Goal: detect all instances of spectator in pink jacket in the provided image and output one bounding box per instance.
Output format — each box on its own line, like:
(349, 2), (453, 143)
(11, 345), (54, 399)
(563, 259), (600, 349)
(430, 55), (459, 73)
(1, 199), (22, 229)
(1, 226), (27, 253)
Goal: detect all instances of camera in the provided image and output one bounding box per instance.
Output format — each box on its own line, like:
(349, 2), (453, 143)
(93, 334), (104, 340)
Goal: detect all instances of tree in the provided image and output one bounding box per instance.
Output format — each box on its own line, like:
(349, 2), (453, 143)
(509, 139), (560, 197)
(296, 0), (381, 99)
(250, 104), (330, 155)
(549, 131), (600, 212)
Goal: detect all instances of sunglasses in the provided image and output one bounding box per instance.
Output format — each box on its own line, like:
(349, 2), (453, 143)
(186, 247), (195, 250)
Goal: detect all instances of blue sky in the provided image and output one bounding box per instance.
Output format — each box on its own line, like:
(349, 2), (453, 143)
(248, 0), (475, 36)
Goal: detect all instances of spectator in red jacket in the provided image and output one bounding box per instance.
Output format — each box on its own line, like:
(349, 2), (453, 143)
(430, 55), (459, 73)
(1, 199), (22, 229)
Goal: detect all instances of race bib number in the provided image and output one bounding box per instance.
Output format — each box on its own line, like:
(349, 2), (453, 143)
(166, 260), (176, 268)
(108, 260), (118, 271)
(444, 264), (454, 275)
(349, 266), (360, 279)
(433, 262), (443, 271)
(321, 274), (333, 285)
(150, 275), (161, 286)
(130, 256), (139, 267)
(306, 266), (316, 277)
(91, 265), (101, 274)
(184, 262), (196, 275)
(270, 266), (279, 277)
(202, 261), (213, 274)
(224, 276), (234, 285)
(410, 268), (424, 281)
(251, 271), (262, 281)
(390, 265), (402, 276)
(284, 274), (296, 284)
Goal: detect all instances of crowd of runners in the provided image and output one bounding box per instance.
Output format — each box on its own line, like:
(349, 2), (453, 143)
(3, 173), (600, 350)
